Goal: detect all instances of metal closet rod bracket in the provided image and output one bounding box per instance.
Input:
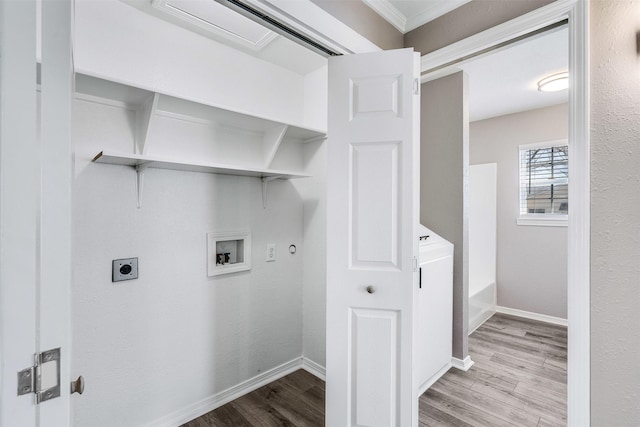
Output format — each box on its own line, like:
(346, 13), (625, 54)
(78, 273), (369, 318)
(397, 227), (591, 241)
(262, 176), (283, 209)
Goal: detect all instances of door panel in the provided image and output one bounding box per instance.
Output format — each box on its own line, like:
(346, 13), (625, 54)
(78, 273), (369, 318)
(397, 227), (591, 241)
(327, 48), (420, 427)
(350, 75), (401, 120)
(351, 308), (399, 427)
(351, 141), (400, 269)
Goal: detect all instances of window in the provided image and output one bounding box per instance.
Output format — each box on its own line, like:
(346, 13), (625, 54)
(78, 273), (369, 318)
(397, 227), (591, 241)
(518, 140), (568, 226)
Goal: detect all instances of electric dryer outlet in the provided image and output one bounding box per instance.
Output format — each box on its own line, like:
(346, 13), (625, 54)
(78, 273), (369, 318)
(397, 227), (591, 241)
(112, 257), (138, 282)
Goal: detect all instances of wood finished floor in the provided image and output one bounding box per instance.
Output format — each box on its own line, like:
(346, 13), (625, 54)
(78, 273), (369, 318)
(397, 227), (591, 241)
(181, 313), (567, 426)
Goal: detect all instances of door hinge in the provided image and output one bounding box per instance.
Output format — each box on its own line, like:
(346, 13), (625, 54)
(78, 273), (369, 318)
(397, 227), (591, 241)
(17, 348), (61, 404)
(413, 78), (420, 95)
(413, 256), (418, 272)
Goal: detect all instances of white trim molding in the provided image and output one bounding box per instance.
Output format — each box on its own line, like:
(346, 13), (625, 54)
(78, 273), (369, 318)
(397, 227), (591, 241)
(404, 0), (472, 33)
(420, 0), (579, 81)
(419, 1), (589, 425)
(362, 0), (472, 34)
(451, 356), (475, 371)
(144, 357), (304, 427)
(566, 2), (590, 426)
(497, 306), (568, 327)
(361, 0), (406, 33)
(301, 357), (326, 380)
(517, 216), (568, 227)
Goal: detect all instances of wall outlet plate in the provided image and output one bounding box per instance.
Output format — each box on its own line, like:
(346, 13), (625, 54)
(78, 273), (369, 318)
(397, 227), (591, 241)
(266, 243), (276, 262)
(112, 258), (138, 282)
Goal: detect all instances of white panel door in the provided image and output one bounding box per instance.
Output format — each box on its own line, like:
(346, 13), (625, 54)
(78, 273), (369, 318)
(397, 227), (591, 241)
(326, 48), (420, 427)
(0, 1), (73, 426)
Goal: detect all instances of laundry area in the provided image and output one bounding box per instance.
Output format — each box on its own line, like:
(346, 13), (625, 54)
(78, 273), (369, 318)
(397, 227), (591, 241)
(6, 0), (632, 426)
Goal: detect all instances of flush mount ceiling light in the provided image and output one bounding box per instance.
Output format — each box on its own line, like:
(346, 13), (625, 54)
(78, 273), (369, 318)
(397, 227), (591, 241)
(537, 71), (569, 92)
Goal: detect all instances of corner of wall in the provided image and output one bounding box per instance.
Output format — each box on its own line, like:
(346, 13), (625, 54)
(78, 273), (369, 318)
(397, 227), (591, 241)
(304, 66), (329, 131)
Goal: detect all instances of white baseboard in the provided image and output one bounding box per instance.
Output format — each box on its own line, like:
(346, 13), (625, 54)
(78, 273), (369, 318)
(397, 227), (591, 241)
(301, 357), (326, 380)
(451, 356), (474, 371)
(145, 357), (305, 427)
(496, 306), (568, 327)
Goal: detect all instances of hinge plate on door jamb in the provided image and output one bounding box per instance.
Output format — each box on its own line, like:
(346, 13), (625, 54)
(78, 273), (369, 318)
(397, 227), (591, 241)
(413, 78), (420, 95)
(17, 348), (61, 404)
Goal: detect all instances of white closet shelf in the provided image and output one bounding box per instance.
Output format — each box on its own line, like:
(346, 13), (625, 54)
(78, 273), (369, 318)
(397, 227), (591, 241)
(92, 151), (310, 180)
(80, 72), (326, 208)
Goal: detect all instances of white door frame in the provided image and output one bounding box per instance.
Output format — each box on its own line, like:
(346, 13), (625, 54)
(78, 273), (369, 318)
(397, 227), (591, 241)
(419, 1), (589, 425)
(0, 2), (40, 423)
(0, 1), (73, 426)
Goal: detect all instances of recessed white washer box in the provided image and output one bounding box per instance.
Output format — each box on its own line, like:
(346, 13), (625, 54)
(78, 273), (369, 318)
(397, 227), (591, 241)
(207, 231), (251, 276)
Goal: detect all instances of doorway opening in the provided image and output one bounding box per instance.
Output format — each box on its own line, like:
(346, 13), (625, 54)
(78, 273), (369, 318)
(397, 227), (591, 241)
(420, 2), (589, 424)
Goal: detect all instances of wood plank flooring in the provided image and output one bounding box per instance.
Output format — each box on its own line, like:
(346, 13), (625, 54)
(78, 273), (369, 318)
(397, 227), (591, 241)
(420, 313), (567, 427)
(181, 369), (325, 427)
(182, 313), (567, 426)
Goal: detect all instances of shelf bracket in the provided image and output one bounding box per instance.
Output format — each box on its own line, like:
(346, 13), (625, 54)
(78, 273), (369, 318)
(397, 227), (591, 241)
(263, 124), (288, 169)
(135, 163), (150, 208)
(261, 176), (282, 209)
(136, 93), (159, 155)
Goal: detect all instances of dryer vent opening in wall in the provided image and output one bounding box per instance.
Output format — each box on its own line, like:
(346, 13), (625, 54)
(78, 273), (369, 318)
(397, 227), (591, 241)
(207, 231), (252, 276)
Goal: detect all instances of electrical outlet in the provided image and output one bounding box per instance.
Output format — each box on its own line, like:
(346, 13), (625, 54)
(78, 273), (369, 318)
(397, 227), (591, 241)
(266, 244), (276, 262)
(112, 257), (138, 282)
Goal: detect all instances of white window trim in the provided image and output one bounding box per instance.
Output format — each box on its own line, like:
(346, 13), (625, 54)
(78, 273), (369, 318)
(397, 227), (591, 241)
(517, 214), (568, 227)
(518, 139), (568, 226)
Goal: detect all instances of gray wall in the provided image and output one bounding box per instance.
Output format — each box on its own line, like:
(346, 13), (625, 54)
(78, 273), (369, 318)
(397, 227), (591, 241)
(404, 0), (555, 55)
(421, 72), (469, 361)
(470, 104), (568, 319)
(310, 0), (403, 51)
(590, 1), (640, 425)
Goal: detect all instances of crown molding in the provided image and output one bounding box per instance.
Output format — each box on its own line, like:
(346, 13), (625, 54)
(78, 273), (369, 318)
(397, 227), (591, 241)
(362, 0), (472, 34)
(405, 0), (472, 33)
(361, 0), (406, 33)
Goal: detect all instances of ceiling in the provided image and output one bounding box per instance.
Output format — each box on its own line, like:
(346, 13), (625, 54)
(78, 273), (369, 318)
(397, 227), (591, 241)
(458, 26), (568, 122)
(362, 0), (472, 33)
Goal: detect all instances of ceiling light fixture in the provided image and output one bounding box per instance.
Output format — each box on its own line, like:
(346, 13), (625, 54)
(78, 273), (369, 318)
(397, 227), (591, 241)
(537, 71), (569, 92)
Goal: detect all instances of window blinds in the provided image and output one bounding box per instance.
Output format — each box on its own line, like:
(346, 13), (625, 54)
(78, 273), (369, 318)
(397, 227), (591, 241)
(519, 144), (568, 215)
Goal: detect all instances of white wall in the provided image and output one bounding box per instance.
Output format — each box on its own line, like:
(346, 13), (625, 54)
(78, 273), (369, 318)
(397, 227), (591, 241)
(70, 2), (323, 426)
(298, 65), (328, 369)
(72, 97), (305, 427)
(469, 163), (497, 293)
(293, 140), (327, 370)
(304, 65), (328, 131)
(470, 103), (568, 319)
(590, 1), (640, 424)
(74, 0), (306, 127)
